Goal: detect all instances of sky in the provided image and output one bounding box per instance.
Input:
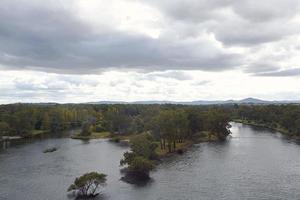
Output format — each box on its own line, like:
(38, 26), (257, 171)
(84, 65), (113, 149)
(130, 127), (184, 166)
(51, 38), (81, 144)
(1, 0), (300, 103)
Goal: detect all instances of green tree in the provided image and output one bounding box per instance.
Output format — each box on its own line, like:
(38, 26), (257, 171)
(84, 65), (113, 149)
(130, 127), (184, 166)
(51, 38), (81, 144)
(129, 133), (158, 159)
(0, 121), (10, 137)
(120, 133), (157, 179)
(13, 111), (34, 135)
(156, 109), (188, 152)
(104, 107), (131, 134)
(120, 152), (154, 178)
(49, 110), (64, 133)
(41, 113), (50, 130)
(206, 109), (230, 140)
(68, 172), (107, 197)
(80, 121), (92, 136)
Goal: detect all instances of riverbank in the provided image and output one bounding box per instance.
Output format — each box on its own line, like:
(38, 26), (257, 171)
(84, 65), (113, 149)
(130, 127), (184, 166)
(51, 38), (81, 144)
(71, 131), (111, 139)
(1, 130), (49, 141)
(233, 119), (300, 139)
(24, 130), (49, 138)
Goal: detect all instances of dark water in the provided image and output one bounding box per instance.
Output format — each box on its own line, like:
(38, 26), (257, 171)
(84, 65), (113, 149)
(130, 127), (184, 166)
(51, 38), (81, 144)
(1, 122), (300, 200)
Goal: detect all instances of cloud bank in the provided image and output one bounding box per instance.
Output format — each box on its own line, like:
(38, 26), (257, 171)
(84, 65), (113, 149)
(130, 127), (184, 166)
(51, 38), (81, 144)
(1, 0), (300, 102)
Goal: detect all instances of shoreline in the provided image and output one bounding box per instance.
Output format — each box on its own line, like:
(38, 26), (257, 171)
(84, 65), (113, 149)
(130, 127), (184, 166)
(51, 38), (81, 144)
(233, 119), (300, 140)
(1, 130), (49, 141)
(70, 131), (111, 140)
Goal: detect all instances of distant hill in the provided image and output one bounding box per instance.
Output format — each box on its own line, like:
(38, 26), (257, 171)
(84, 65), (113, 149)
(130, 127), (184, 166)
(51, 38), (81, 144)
(87, 98), (300, 105)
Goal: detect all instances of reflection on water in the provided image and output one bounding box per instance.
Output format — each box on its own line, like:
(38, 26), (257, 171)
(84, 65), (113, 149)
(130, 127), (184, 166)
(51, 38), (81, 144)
(1, 122), (300, 200)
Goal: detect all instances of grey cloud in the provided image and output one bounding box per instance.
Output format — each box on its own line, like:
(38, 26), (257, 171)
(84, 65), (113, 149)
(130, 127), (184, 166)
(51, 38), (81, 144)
(144, 71), (192, 81)
(255, 68), (300, 77)
(13, 75), (99, 94)
(231, 1), (300, 22)
(212, 19), (294, 46)
(146, 0), (230, 23)
(13, 79), (67, 91)
(109, 79), (126, 87)
(0, 0), (242, 74)
(245, 62), (281, 74)
(143, 0), (300, 46)
(191, 80), (210, 86)
(145, 0), (300, 23)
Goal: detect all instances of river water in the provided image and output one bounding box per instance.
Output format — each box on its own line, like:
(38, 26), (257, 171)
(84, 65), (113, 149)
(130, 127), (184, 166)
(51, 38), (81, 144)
(1, 122), (300, 200)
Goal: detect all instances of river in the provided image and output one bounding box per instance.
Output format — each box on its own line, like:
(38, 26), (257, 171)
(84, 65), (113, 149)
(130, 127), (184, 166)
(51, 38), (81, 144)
(1, 122), (300, 200)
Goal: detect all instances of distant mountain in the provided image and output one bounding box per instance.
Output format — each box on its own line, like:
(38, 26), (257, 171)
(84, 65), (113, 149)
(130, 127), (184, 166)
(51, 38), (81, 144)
(87, 98), (300, 105)
(238, 98), (269, 104)
(87, 101), (127, 104)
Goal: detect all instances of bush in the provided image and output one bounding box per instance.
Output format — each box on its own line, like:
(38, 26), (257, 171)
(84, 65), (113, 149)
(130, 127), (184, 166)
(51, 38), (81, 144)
(95, 124), (105, 132)
(176, 149), (184, 154)
(110, 137), (120, 143)
(120, 153), (154, 179)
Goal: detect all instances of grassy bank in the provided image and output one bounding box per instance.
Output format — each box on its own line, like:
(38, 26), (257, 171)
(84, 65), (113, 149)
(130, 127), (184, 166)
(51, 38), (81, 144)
(20, 130), (48, 138)
(71, 131), (111, 139)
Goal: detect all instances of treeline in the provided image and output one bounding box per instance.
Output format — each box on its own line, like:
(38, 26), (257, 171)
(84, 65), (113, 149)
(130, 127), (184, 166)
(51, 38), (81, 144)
(235, 104), (300, 137)
(0, 104), (95, 136)
(0, 104), (231, 143)
(148, 107), (230, 152)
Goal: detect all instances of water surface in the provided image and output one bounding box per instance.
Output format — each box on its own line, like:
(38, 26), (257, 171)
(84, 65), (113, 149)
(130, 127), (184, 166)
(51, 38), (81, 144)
(1, 122), (300, 200)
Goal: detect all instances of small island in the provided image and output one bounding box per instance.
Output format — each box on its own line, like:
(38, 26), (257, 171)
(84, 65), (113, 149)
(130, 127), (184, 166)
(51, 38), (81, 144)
(43, 147), (58, 153)
(68, 172), (107, 199)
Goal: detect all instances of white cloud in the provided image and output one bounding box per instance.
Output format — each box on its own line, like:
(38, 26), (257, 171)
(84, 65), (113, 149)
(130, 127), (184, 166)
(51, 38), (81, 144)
(0, 0), (300, 102)
(1, 70), (300, 104)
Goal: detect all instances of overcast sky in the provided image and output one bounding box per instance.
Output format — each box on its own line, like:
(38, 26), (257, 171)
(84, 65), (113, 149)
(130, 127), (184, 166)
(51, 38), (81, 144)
(1, 0), (300, 103)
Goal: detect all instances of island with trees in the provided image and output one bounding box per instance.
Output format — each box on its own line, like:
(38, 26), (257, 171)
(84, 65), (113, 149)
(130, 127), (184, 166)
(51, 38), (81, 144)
(68, 172), (107, 199)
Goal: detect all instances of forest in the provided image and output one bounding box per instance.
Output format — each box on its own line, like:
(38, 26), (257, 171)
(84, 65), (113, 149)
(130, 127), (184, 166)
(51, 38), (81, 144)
(0, 103), (230, 142)
(1, 103), (300, 139)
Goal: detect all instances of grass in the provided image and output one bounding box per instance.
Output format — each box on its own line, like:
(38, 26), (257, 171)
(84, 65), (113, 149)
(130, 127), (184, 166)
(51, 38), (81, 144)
(109, 134), (132, 143)
(91, 131), (111, 138)
(193, 131), (219, 142)
(31, 130), (48, 136)
(71, 131), (111, 139)
(22, 129), (48, 138)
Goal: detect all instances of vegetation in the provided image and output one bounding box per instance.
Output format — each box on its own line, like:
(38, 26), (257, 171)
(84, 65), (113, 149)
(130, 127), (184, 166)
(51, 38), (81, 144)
(0, 104), (90, 137)
(120, 133), (157, 179)
(43, 147), (57, 153)
(0, 121), (10, 138)
(80, 121), (93, 137)
(234, 104), (300, 138)
(71, 131), (111, 140)
(149, 108), (231, 154)
(0, 104), (231, 143)
(68, 172), (107, 198)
